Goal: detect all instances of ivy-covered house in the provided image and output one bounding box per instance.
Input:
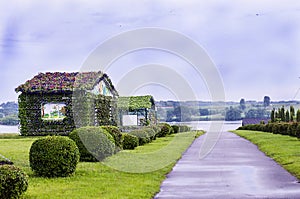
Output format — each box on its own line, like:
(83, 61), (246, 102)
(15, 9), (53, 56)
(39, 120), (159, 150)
(117, 95), (156, 126)
(15, 71), (118, 135)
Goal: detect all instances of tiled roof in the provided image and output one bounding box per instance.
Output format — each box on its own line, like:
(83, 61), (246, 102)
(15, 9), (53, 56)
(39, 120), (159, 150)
(15, 71), (117, 94)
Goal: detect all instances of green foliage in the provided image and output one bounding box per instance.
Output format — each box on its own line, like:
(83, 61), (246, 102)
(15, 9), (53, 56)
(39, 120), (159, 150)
(18, 91), (117, 136)
(271, 109), (275, 123)
(101, 125), (123, 151)
(171, 125), (179, 134)
(225, 106), (241, 121)
(297, 125), (300, 139)
(157, 123), (172, 137)
(297, 110), (300, 122)
(285, 110), (290, 122)
(142, 127), (157, 140)
(95, 96), (116, 126)
(69, 126), (115, 162)
(239, 122), (300, 138)
(29, 136), (80, 177)
(117, 95), (154, 110)
(280, 106), (285, 122)
(0, 165), (28, 199)
(129, 129), (151, 145)
(0, 132), (200, 198)
(18, 93), (75, 135)
(245, 109), (268, 119)
(171, 125), (191, 133)
(290, 106), (295, 122)
(122, 133), (139, 150)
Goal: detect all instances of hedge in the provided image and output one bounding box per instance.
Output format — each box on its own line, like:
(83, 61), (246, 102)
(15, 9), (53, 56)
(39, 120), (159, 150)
(129, 129), (151, 146)
(237, 122), (300, 138)
(29, 136), (80, 177)
(69, 126), (115, 162)
(0, 165), (28, 199)
(122, 133), (139, 150)
(171, 125), (191, 133)
(156, 123), (173, 137)
(101, 125), (123, 152)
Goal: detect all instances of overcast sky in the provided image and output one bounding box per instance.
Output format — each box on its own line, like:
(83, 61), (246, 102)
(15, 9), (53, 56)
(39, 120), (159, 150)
(1, 0), (300, 103)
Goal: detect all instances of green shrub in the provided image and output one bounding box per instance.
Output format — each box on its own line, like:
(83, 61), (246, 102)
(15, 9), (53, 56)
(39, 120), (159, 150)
(157, 123), (172, 137)
(29, 136), (80, 177)
(297, 124), (300, 139)
(0, 165), (28, 199)
(143, 127), (157, 140)
(287, 123), (298, 137)
(171, 125), (179, 134)
(149, 125), (161, 134)
(101, 125), (123, 151)
(178, 125), (191, 132)
(129, 129), (151, 145)
(69, 126), (115, 162)
(122, 133), (139, 150)
(119, 125), (141, 132)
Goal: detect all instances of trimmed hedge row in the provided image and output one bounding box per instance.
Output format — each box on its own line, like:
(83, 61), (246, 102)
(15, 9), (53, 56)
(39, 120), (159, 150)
(69, 126), (115, 162)
(124, 123), (191, 150)
(171, 125), (191, 133)
(237, 122), (300, 138)
(122, 133), (139, 150)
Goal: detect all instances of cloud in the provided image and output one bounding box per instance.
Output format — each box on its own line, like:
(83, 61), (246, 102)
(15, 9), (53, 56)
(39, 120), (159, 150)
(1, 0), (300, 102)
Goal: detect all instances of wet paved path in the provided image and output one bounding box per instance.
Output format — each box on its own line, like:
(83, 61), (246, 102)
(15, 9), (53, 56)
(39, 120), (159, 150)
(154, 132), (300, 199)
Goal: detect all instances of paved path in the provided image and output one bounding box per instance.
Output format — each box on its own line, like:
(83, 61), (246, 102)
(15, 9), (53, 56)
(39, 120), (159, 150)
(154, 132), (300, 199)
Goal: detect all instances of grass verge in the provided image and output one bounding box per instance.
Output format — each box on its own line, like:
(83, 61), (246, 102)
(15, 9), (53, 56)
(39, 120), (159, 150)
(233, 130), (300, 179)
(0, 131), (203, 198)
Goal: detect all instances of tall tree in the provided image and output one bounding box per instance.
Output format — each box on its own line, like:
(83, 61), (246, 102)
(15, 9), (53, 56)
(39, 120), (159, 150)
(297, 109), (300, 122)
(280, 106), (285, 122)
(271, 108), (275, 123)
(239, 98), (246, 110)
(290, 106), (295, 122)
(285, 110), (290, 122)
(263, 96), (271, 107)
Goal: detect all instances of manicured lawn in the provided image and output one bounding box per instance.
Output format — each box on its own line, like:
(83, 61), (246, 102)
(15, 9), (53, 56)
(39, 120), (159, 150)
(233, 130), (300, 179)
(0, 131), (203, 198)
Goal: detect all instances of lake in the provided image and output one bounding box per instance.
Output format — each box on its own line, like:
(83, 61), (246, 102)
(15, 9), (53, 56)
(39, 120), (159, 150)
(0, 125), (20, 134)
(0, 121), (242, 134)
(168, 120), (242, 132)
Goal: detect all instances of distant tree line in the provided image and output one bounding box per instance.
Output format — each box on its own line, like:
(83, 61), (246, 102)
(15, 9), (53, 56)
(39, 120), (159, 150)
(0, 102), (19, 125)
(225, 96), (271, 121)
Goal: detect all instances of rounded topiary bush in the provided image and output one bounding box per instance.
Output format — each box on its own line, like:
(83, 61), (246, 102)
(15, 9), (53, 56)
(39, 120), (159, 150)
(0, 165), (28, 198)
(178, 125), (191, 133)
(122, 133), (139, 150)
(101, 125), (123, 151)
(143, 127), (157, 140)
(157, 123), (173, 137)
(29, 136), (80, 177)
(171, 125), (179, 134)
(129, 129), (150, 145)
(69, 126), (115, 162)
